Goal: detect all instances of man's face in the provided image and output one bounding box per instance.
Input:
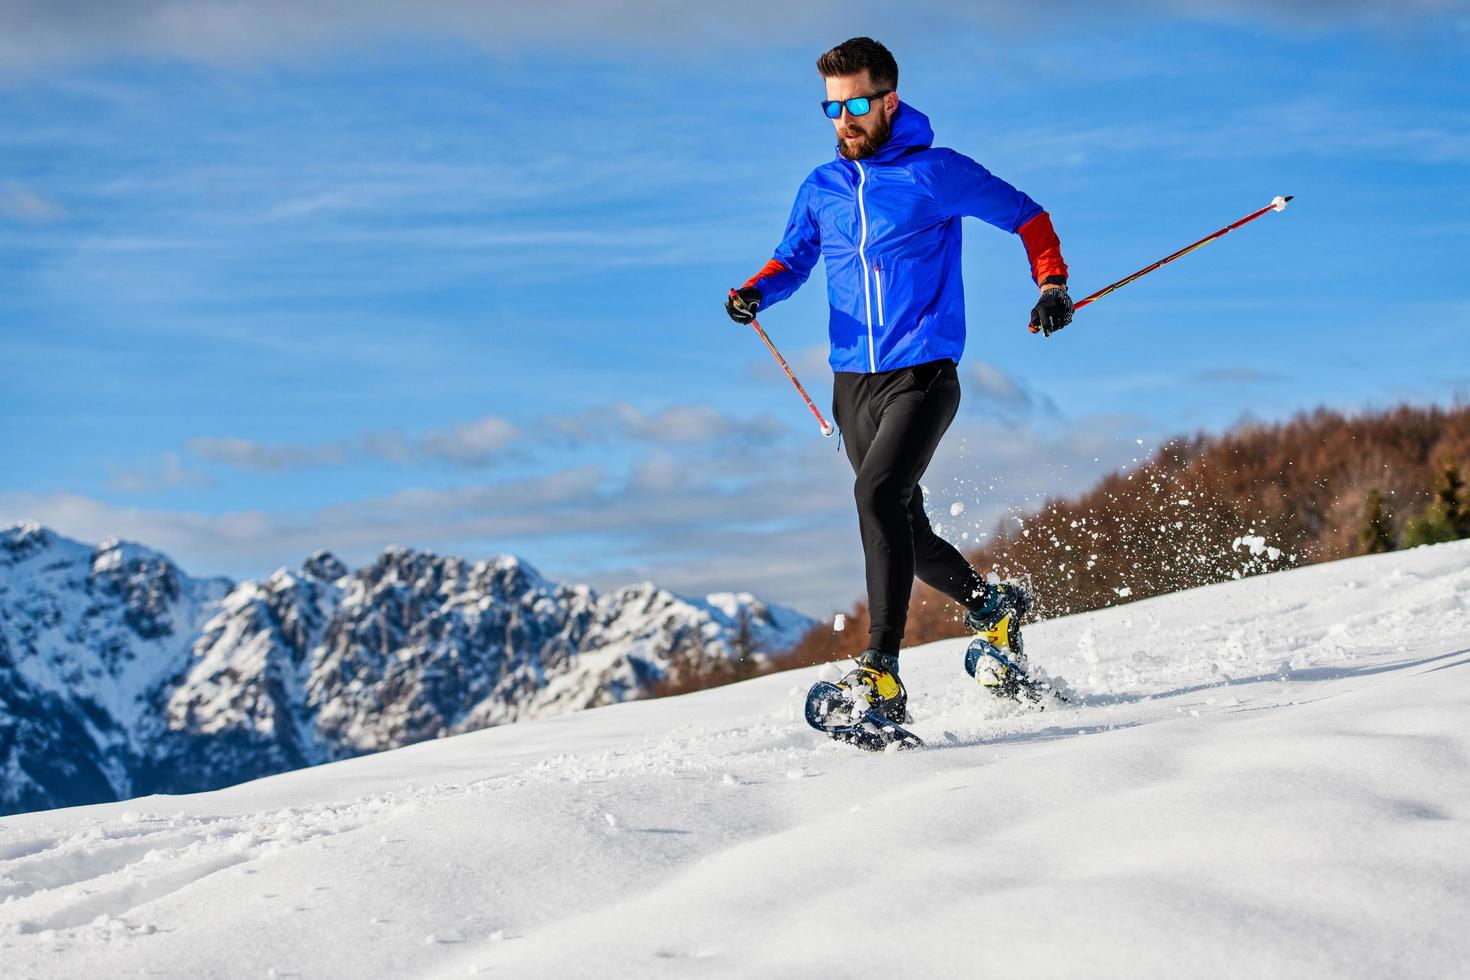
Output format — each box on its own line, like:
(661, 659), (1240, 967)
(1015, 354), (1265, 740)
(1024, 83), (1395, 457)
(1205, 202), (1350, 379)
(824, 70), (896, 161)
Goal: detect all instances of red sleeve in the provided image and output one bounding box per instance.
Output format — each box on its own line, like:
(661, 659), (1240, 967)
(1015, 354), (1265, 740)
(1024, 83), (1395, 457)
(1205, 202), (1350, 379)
(742, 258), (790, 291)
(1017, 211), (1068, 284)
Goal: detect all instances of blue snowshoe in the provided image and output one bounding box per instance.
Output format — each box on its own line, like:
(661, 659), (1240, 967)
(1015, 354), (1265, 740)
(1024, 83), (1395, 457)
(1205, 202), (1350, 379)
(963, 583), (1067, 707)
(805, 651), (923, 751)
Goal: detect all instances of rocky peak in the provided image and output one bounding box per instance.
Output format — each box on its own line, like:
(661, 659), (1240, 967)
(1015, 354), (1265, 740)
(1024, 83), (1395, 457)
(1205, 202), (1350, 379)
(302, 550), (348, 583)
(1, 520), (54, 564)
(88, 537), (184, 641)
(0, 525), (813, 817)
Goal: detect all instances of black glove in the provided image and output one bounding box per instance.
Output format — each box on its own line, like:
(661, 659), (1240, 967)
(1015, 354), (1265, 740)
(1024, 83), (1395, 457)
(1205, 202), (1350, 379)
(1030, 286), (1074, 337)
(726, 286), (762, 324)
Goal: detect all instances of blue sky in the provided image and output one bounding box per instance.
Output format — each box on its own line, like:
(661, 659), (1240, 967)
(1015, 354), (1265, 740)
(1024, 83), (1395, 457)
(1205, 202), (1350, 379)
(2, 2), (1467, 615)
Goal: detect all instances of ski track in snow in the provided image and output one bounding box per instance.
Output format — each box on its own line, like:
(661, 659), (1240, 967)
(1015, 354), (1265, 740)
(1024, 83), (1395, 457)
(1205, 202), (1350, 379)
(2, 541), (1469, 978)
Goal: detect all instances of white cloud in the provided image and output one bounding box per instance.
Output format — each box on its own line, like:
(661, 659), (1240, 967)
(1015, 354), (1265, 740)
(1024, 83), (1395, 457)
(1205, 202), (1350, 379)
(106, 451), (214, 493)
(179, 414), (520, 473)
(970, 361), (1027, 405)
(1, 408), (1155, 614)
(539, 401), (785, 447)
(745, 344), (833, 388)
(0, 182), (66, 223)
(104, 402), (784, 506)
(418, 416), (519, 465)
(184, 436), (351, 471)
(0, 1), (1452, 74)
(994, 97), (1470, 169)
(968, 360), (1063, 417)
(1190, 366), (1290, 385)
(630, 451), (689, 493)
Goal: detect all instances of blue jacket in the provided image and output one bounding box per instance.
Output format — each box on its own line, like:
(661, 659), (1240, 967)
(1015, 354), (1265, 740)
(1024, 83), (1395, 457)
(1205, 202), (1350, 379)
(745, 101), (1066, 374)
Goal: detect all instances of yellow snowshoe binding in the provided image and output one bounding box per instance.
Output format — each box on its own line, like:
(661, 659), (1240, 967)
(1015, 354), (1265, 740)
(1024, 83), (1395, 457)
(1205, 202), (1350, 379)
(963, 583), (1031, 694)
(838, 650), (909, 724)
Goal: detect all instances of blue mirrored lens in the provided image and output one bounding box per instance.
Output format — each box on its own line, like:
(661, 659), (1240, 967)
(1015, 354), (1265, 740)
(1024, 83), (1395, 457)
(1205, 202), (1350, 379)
(823, 97), (875, 119)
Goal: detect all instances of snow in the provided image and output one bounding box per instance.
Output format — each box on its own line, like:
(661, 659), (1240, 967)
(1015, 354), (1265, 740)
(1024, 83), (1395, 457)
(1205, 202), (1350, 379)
(2, 524), (812, 814)
(1233, 533), (1284, 562)
(3, 540), (1469, 977)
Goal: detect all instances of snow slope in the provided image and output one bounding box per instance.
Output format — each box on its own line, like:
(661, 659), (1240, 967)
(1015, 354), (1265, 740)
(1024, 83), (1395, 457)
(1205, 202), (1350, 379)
(2, 541), (1468, 978)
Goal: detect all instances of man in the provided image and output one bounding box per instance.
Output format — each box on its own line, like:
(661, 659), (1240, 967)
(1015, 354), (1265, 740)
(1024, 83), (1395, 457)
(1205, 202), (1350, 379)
(725, 37), (1073, 722)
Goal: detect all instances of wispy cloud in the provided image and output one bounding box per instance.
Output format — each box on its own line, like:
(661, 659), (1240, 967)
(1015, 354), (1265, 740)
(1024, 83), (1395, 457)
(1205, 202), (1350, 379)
(181, 414), (519, 473)
(967, 361), (1062, 420)
(0, 182), (66, 223)
(416, 417), (520, 465)
(106, 452), (214, 493)
(1190, 366), (1290, 385)
(184, 437), (352, 471)
(114, 401), (783, 486)
(745, 344), (833, 388)
(539, 402), (786, 447)
(995, 97), (1470, 169)
(2, 409), (1155, 612)
(0, 1), (1453, 74)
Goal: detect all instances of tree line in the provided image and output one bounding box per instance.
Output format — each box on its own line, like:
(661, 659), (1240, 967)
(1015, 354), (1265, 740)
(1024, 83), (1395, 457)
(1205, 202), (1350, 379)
(658, 401), (1470, 694)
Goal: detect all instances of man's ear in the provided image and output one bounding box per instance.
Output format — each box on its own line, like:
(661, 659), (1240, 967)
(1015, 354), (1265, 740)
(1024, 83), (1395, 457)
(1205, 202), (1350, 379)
(886, 90), (900, 112)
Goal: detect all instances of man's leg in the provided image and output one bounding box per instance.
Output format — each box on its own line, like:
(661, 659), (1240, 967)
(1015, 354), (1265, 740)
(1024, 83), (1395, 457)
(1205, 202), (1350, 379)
(909, 490), (989, 609)
(833, 371), (878, 482)
(850, 361), (965, 653)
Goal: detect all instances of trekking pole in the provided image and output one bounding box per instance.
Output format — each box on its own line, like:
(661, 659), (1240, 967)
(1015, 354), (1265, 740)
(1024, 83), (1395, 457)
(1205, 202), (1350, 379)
(1032, 194), (1293, 335)
(732, 289), (835, 438)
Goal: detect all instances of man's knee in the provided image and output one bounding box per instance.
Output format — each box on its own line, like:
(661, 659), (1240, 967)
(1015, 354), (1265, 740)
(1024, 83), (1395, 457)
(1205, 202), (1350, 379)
(856, 472), (914, 518)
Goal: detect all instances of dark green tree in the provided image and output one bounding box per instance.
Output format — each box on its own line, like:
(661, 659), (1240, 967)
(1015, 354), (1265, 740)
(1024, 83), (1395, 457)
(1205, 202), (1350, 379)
(1436, 456), (1470, 538)
(1359, 488), (1395, 554)
(731, 608), (759, 681)
(1402, 456), (1469, 547)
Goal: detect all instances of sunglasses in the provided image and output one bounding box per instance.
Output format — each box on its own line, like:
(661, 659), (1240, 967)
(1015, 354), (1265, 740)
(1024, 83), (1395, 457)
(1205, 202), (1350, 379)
(821, 90), (892, 120)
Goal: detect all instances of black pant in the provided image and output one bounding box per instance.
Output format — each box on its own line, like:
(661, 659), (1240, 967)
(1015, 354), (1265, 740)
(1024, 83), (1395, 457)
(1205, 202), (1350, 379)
(833, 358), (988, 654)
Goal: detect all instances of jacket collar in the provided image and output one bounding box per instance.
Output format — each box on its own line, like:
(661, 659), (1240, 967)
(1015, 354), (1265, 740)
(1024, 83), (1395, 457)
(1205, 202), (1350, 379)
(834, 100), (934, 164)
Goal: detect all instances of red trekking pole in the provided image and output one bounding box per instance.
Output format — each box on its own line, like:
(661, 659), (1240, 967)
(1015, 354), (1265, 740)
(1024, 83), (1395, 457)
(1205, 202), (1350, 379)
(731, 290), (835, 438)
(1032, 194), (1293, 335)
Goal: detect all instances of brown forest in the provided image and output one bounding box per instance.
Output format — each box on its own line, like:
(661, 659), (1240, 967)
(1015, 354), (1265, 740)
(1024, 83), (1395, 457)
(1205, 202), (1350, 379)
(656, 401), (1470, 696)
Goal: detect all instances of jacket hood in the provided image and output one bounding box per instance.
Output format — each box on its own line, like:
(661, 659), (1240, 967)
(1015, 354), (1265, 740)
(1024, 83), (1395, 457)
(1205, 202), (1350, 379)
(834, 99), (934, 164)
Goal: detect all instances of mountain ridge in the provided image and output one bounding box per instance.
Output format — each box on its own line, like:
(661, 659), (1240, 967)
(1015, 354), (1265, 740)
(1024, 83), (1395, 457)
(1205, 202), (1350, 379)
(0, 521), (810, 816)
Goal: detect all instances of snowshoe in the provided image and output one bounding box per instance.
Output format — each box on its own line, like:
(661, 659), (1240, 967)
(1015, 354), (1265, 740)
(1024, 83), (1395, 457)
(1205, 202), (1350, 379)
(962, 583), (1068, 707)
(837, 650), (909, 724)
(805, 651), (922, 751)
(963, 638), (1067, 707)
(804, 680), (923, 751)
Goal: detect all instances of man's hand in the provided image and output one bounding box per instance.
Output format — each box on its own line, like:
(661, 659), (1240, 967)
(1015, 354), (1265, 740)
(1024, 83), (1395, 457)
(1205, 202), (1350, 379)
(1030, 285), (1073, 337)
(726, 287), (762, 324)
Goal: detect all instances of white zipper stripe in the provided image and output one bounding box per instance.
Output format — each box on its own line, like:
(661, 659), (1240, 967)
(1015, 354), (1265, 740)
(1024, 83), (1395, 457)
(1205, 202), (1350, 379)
(854, 160), (876, 372)
(874, 265), (885, 327)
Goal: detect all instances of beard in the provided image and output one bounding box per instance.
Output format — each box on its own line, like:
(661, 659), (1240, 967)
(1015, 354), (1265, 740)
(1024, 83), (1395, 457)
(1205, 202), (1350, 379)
(836, 110), (892, 160)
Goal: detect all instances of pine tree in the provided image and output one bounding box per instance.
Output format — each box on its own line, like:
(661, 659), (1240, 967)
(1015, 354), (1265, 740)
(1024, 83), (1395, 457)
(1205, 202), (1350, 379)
(1401, 457), (1468, 548)
(1435, 456), (1470, 538)
(1359, 488), (1394, 554)
(731, 608), (759, 681)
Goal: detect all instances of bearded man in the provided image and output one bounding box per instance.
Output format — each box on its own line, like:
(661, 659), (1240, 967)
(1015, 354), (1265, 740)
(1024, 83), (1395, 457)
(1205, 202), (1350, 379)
(726, 36), (1073, 722)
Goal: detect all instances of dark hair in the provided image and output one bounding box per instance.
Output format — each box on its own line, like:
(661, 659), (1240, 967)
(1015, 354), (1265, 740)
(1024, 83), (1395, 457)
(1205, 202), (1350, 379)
(816, 37), (898, 91)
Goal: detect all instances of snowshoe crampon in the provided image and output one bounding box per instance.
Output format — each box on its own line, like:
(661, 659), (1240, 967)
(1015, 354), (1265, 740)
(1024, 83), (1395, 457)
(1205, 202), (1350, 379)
(804, 680), (923, 751)
(964, 618), (1069, 708)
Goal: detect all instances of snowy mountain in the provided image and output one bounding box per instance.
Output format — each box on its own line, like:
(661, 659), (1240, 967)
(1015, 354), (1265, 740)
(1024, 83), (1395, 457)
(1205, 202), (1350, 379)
(0, 522), (812, 816)
(1, 539), (1466, 977)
